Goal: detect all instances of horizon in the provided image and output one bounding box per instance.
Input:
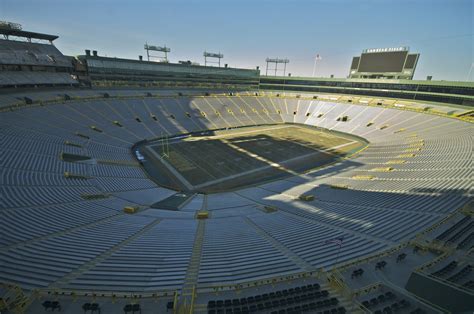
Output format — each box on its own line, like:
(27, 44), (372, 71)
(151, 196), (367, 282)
(1, 0), (473, 81)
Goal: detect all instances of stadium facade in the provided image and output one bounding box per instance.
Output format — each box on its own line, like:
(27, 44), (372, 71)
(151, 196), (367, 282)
(1, 22), (473, 314)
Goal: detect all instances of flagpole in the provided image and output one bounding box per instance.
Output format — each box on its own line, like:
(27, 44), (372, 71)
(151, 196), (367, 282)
(312, 54), (321, 77)
(312, 55), (317, 77)
(467, 62), (474, 81)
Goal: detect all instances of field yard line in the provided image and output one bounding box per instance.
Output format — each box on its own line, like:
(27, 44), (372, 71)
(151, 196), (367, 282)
(280, 125), (357, 144)
(274, 129), (353, 152)
(188, 124), (293, 141)
(147, 125), (292, 146)
(323, 130), (360, 143)
(193, 140), (358, 189)
(145, 146), (195, 190)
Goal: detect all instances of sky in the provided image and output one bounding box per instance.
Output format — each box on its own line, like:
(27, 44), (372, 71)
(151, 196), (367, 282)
(1, 0), (473, 81)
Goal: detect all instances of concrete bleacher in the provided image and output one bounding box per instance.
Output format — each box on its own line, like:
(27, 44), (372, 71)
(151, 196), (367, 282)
(0, 38), (78, 88)
(0, 91), (472, 313)
(198, 216), (301, 285)
(0, 201), (119, 247)
(0, 39), (72, 68)
(0, 71), (78, 87)
(63, 219), (197, 291)
(0, 215), (151, 290)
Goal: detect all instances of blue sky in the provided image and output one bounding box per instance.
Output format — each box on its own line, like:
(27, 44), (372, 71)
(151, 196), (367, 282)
(1, 0), (472, 81)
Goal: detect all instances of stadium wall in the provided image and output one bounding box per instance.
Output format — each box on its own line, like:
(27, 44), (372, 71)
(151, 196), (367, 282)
(405, 271), (474, 312)
(259, 76), (474, 107)
(77, 55), (260, 89)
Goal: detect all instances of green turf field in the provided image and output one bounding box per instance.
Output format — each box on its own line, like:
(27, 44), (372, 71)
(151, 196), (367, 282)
(143, 124), (366, 193)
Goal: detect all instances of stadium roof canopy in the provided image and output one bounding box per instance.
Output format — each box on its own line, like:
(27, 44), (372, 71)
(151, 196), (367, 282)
(0, 28), (58, 41)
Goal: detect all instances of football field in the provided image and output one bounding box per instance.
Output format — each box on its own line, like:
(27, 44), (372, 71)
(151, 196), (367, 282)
(143, 124), (366, 193)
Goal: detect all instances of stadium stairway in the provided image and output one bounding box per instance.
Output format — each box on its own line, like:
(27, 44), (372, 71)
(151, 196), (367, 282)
(179, 219), (206, 311)
(178, 196), (209, 311)
(0, 283), (30, 313)
(324, 273), (365, 313)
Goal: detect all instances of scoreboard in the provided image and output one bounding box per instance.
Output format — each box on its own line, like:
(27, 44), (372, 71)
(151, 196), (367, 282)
(349, 47), (419, 80)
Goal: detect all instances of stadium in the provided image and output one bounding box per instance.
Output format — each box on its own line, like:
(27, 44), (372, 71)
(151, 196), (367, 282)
(0, 5), (473, 314)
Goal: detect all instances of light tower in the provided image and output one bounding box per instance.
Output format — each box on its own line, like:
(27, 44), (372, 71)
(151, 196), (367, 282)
(265, 58), (289, 76)
(144, 43), (171, 62)
(204, 51), (224, 67)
